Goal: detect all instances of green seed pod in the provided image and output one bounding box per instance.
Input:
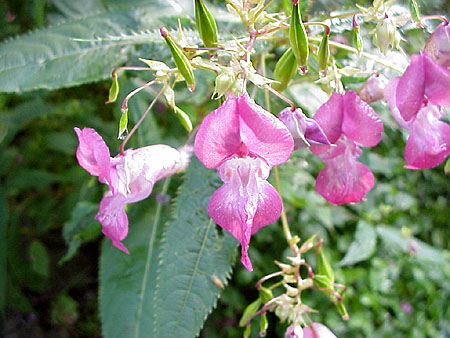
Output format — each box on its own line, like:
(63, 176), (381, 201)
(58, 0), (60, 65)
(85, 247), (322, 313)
(194, 0), (218, 48)
(352, 16), (363, 54)
(239, 298), (261, 327)
(337, 300), (350, 320)
(312, 274), (333, 290)
(243, 325), (251, 338)
(118, 109), (128, 139)
(174, 106), (193, 132)
(317, 247), (334, 284)
(289, 0), (309, 71)
(107, 74), (119, 103)
(272, 48), (297, 92)
(160, 26), (196, 92)
(318, 31), (330, 73)
(407, 0), (420, 23)
(445, 157), (450, 175)
(259, 314), (268, 336)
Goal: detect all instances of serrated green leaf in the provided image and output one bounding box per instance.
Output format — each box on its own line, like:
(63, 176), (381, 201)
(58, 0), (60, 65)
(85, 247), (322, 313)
(60, 201), (101, 264)
(338, 221), (377, 266)
(152, 157), (237, 338)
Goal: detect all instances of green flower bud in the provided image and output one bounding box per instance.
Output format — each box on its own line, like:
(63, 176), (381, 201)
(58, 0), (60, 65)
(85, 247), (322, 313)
(160, 26), (196, 92)
(212, 71), (235, 99)
(239, 298), (261, 327)
(259, 314), (268, 336)
(407, 0), (420, 23)
(318, 31), (330, 73)
(312, 274), (333, 290)
(195, 0), (218, 48)
(317, 246), (334, 284)
(259, 287), (273, 304)
(445, 157), (450, 175)
(272, 48), (297, 92)
(289, 0), (309, 72)
(174, 106), (193, 132)
(243, 325), (251, 338)
(352, 16), (363, 54)
(375, 17), (396, 54)
(118, 108), (128, 140)
(107, 74), (119, 103)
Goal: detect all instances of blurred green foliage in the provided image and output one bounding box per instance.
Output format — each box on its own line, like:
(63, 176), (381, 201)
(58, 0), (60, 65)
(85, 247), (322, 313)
(0, 0), (449, 337)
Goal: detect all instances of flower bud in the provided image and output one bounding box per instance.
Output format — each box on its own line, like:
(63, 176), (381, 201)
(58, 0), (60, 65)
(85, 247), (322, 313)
(352, 16), (363, 54)
(118, 109), (128, 139)
(212, 71), (235, 99)
(358, 73), (388, 103)
(174, 106), (193, 132)
(407, 0), (420, 23)
(303, 323), (337, 338)
(107, 74), (119, 103)
(259, 287), (273, 304)
(194, 0), (218, 48)
(318, 31), (330, 73)
(285, 323), (303, 338)
(289, 1), (309, 71)
(424, 23), (450, 68)
(272, 48), (297, 92)
(239, 299), (262, 327)
(260, 314), (268, 336)
(374, 17), (396, 54)
(160, 26), (196, 92)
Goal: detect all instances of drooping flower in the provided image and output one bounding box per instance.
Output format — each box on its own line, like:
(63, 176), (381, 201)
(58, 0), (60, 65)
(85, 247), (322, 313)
(75, 127), (190, 252)
(194, 92), (294, 271)
(384, 53), (450, 169)
(424, 22), (450, 68)
(285, 323), (303, 338)
(303, 323), (337, 338)
(310, 91), (383, 204)
(278, 107), (331, 150)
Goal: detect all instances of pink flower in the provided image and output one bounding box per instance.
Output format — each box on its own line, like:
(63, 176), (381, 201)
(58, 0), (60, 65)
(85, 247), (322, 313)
(75, 127), (190, 253)
(285, 323), (303, 338)
(384, 53), (450, 169)
(303, 323), (337, 338)
(278, 107), (331, 150)
(194, 93), (294, 271)
(310, 91), (383, 205)
(424, 22), (450, 68)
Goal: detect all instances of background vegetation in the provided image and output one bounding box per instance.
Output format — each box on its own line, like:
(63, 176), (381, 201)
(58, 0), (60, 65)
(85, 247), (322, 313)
(0, 0), (449, 337)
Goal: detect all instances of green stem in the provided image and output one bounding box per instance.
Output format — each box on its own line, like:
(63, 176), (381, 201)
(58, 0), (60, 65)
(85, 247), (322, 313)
(309, 37), (404, 73)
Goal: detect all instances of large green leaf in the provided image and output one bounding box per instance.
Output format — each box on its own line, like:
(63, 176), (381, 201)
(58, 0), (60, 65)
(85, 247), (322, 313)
(0, 4), (187, 93)
(338, 220), (377, 266)
(0, 188), (7, 315)
(152, 157), (237, 338)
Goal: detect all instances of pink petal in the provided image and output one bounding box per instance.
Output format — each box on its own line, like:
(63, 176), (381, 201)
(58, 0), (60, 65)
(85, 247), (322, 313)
(312, 93), (344, 144)
(404, 104), (450, 169)
(384, 78), (413, 130)
(194, 93), (294, 168)
(95, 194), (130, 254)
(74, 127), (111, 183)
(207, 158), (282, 271)
(237, 93), (294, 166)
(424, 53), (450, 108)
(194, 93), (241, 168)
(342, 91), (383, 147)
(424, 23), (450, 68)
(303, 323), (337, 338)
(315, 150), (374, 205)
(396, 54), (425, 121)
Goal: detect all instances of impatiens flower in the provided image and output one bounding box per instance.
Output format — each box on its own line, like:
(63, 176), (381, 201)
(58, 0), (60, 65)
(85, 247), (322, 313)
(358, 73), (389, 103)
(303, 323), (337, 338)
(285, 323), (303, 338)
(384, 53), (450, 169)
(278, 107), (331, 150)
(194, 92), (293, 271)
(310, 91), (383, 205)
(75, 127), (190, 253)
(424, 22), (450, 68)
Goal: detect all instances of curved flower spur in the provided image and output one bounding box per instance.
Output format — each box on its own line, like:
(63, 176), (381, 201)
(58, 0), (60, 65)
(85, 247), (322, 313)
(194, 93), (294, 271)
(75, 127), (191, 253)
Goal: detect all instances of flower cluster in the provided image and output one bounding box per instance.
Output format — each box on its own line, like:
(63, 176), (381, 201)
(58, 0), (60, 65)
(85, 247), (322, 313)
(194, 93), (294, 271)
(75, 127), (190, 252)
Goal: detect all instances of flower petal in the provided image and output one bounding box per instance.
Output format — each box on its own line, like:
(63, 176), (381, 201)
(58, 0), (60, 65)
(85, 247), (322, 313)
(237, 93), (294, 166)
(74, 127), (111, 183)
(194, 93), (241, 168)
(95, 193), (129, 254)
(384, 78), (413, 130)
(303, 323), (337, 338)
(404, 104), (450, 169)
(396, 54), (425, 121)
(312, 93), (344, 144)
(424, 23), (450, 68)
(207, 158), (281, 271)
(315, 150), (374, 205)
(424, 53), (450, 108)
(342, 91), (383, 147)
